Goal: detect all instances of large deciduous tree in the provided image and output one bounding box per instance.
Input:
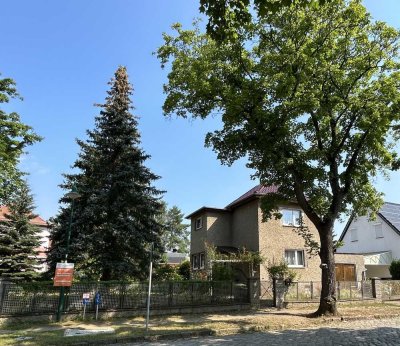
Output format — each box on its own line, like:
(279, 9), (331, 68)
(199, 0), (332, 41)
(0, 181), (41, 281)
(0, 75), (41, 203)
(47, 67), (164, 281)
(158, 0), (400, 315)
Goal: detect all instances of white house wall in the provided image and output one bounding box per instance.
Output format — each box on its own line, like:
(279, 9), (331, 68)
(341, 215), (400, 259)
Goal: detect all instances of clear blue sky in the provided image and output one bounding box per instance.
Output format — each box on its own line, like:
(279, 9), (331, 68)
(1, 0), (400, 234)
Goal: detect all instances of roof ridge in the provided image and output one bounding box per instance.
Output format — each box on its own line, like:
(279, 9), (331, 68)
(383, 201), (400, 206)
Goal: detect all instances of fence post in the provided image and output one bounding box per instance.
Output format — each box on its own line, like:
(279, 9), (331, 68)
(371, 278), (382, 301)
(337, 281), (341, 300)
(310, 281), (313, 300)
(168, 282), (174, 307)
(350, 282), (352, 300)
(361, 281), (364, 300)
(247, 278), (260, 309)
(272, 278), (276, 308)
(231, 281), (233, 303)
(0, 281), (9, 314)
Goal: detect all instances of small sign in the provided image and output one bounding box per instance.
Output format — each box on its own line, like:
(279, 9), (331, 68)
(83, 293), (90, 299)
(54, 263), (74, 287)
(95, 292), (102, 305)
(82, 298), (90, 305)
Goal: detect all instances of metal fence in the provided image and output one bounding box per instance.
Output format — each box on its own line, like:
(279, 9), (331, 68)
(259, 280), (374, 303)
(0, 280), (249, 316)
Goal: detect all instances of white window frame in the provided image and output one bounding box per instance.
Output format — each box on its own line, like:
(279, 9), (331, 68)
(199, 253), (205, 269)
(350, 228), (358, 242)
(284, 249), (305, 268)
(195, 217), (203, 230)
(373, 223), (383, 239)
(281, 208), (302, 227)
(192, 254), (199, 269)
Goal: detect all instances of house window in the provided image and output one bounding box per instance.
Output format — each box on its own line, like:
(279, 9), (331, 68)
(281, 209), (301, 227)
(195, 217), (203, 230)
(192, 254), (199, 269)
(199, 253), (205, 269)
(285, 250), (305, 267)
(350, 228), (358, 242)
(374, 223), (383, 238)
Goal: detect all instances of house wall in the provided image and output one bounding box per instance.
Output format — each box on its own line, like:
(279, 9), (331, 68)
(258, 202), (321, 282)
(231, 200), (259, 252)
(190, 211), (231, 255)
(340, 215), (400, 258)
(334, 253), (366, 281)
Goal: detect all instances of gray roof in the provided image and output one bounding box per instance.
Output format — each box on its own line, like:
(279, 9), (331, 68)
(339, 202), (400, 241)
(379, 202), (400, 233)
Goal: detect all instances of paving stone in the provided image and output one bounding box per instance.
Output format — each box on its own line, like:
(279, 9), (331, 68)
(120, 317), (400, 346)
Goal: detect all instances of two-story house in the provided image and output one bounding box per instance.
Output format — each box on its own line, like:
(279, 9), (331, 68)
(188, 185), (365, 282)
(339, 202), (400, 279)
(0, 206), (50, 272)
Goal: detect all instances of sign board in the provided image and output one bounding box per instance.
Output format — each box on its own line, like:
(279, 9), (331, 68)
(95, 292), (102, 305)
(82, 298), (90, 305)
(83, 293), (90, 299)
(54, 263), (74, 287)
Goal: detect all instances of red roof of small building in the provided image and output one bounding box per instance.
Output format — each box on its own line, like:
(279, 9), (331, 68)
(0, 206), (48, 227)
(225, 184), (279, 209)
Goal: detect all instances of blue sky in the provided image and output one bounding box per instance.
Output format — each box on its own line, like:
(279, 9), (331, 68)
(1, 0), (400, 233)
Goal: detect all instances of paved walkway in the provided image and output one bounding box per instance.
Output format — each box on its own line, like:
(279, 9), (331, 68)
(124, 317), (400, 346)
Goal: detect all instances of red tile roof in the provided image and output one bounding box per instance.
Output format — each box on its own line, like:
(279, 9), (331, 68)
(0, 206), (48, 227)
(225, 184), (279, 209)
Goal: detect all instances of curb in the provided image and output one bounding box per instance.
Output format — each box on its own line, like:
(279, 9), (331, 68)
(67, 329), (217, 345)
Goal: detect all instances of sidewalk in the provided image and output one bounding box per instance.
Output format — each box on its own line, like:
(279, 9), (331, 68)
(1, 301), (399, 345)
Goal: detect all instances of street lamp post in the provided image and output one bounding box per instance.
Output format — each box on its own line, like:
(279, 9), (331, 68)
(56, 186), (81, 322)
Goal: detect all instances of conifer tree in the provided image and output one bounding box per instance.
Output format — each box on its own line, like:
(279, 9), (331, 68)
(0, 181), (41, 281)
(158, 202), (189, 253)
(48, 67), (163, 281)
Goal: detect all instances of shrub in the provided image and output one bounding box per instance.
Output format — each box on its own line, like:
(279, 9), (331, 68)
(178, 260), (191, 280)
(153, 264), (182, 281)
(389, 259), (400, 279)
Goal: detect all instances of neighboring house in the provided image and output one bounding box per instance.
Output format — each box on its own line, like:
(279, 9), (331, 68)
(165, 251), (188, 266)
(0, 206), (50, 272)
(339, 202), (400, 279)
(187, 185), (364, 282)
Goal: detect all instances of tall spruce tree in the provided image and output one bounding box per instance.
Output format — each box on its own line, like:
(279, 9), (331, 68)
(0, 181), (41, 281)
(47, 67), (164, 281)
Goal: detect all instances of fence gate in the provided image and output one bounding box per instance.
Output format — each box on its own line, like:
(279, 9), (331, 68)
(259, 281), (274, 307)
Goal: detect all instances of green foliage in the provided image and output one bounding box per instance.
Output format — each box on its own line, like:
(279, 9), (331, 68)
(0, 181), (42, 281)
(267, 261), (296, 283)
(0, 74), (42, 204)
(159, 0), (400, 314)
(157, 202), (190, 253)
(389, 259), (400, 280)
(154, 264), (183, 281)
(199, 0), (331, 41)
(205, 242), (264, 266)
(47, 67), (164, 281)
(178, 260), (191, 280)
(212, 263), (234, 281)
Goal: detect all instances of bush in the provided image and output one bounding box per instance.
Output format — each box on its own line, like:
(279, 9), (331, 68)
(212, 263), (234, 281)
(178, 260), (191, 280)
(389, 259), (400, 279)
(153, 264), (182, 281)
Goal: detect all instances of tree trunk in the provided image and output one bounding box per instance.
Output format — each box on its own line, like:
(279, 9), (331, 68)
(314, 223), (338, 316)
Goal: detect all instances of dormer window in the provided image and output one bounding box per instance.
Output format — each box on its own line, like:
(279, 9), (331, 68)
(281, 209), (301, 227)
(195, 217), (203, 230)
